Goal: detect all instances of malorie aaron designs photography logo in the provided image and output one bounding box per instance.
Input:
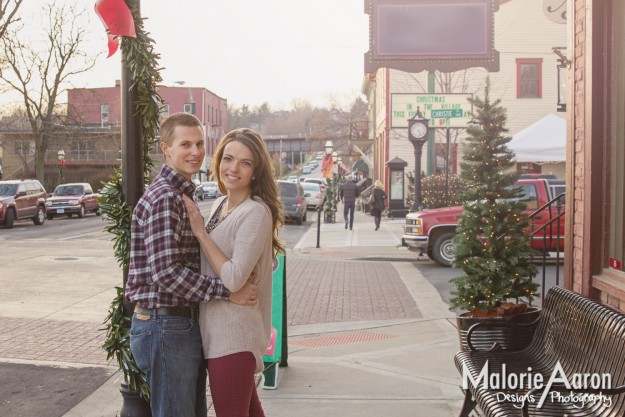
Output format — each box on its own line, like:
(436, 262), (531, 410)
(462, 361), (613, 409)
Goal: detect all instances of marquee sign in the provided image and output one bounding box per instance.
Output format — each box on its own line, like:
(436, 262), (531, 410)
(364, 0), (500, 73)
(391, 93), (473, 128)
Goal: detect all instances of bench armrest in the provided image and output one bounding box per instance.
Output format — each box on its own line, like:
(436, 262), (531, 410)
(521, 383), (625, 417)
(466, 316), (541, 352)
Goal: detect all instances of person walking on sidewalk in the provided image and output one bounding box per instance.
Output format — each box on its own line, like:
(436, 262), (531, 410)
(126, 113), (258, 417)
(371, 180), (387, 231)
(182, 128), (284, 417)
(340, 175), (359, 230)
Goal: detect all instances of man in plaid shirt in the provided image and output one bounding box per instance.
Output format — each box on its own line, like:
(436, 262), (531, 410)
(126, 113), (257, 417)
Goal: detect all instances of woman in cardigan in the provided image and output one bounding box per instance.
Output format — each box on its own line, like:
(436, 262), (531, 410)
(371, 180), (387, 231)
(183, 128), (284, 417)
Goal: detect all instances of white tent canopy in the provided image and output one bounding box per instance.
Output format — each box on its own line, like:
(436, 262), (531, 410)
(508, 114), (566, 162)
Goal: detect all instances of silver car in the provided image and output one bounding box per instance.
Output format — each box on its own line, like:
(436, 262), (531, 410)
(201, 181), (223, 199)
(301, 182), (325, 210)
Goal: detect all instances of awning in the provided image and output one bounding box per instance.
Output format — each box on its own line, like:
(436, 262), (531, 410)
(352, 159), (368, 173)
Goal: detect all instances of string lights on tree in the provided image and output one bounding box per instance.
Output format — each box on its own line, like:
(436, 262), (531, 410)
(449, 78), (538, 315)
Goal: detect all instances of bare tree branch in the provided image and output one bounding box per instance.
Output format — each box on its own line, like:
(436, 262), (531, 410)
(0, 1), (98, 182)
(0, 0), (22, 40)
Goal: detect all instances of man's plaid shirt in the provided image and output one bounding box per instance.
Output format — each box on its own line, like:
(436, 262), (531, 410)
(125, 165), (230, 308)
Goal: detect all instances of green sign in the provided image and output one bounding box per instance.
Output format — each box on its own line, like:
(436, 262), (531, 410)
(262, 252), (285, 389)
(431, 109), (464, 118)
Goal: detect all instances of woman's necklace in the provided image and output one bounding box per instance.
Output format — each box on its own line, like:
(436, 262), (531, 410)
(220, 196), (244, 221)
(206, 197), (245, 234)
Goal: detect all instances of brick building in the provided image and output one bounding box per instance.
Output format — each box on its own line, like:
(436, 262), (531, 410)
(67, 81), (229, 181)
(566, 0), (625, 311)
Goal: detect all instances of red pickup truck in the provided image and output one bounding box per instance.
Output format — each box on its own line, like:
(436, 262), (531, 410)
(402, 177), (566, 266)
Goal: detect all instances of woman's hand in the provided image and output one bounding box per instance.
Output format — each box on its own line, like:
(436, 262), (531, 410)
(182, 194), (205, 238)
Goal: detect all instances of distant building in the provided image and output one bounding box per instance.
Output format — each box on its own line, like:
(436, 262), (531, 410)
(0, 82), (228, 188)
(67, 81), (228, 181)
(0, 115), (120, 190)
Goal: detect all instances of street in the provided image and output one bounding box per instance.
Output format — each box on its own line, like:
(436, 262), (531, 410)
(0, 199), (312, 250)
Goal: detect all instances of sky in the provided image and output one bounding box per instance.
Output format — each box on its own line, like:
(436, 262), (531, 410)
(4, 0), (370, 111)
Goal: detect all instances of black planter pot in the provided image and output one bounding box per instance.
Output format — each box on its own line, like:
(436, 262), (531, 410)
(456, 307), (541, 352)
(119, 382), (151, 417)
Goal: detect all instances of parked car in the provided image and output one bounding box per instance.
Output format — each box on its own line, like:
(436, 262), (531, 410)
(303, 177), (327, 191)
(278, 180), (307, 225)
(302, 166), (312, 175)
(287, 175), (299, 183)
(46, 183), (100, 220)
(402, 177), (566, 266)
(301, 182), (325, 210)
(0, 179), (47, 229)
(201, 181), (223, 199)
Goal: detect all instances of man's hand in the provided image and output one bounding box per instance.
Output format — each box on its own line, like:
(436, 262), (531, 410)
(230, 282), (258, 306)
(181, 194), (205, 238)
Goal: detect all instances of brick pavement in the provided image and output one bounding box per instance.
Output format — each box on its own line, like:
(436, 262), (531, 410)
(286, 255), (421, 325)
(0, 255), (421, 367)
(0, 316), (109, 366)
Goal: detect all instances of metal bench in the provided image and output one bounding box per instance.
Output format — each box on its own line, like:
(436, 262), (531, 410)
(454, 286), (625, 417)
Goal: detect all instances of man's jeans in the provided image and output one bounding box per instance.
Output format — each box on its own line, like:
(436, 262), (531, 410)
(130, 314), (207, 417)
(343, 201), (355, 229)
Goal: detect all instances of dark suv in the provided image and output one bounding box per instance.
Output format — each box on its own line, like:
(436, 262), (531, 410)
(46, 183), (100, 219)
(278, 180), (307, 225)
(0, 179), (48, 229)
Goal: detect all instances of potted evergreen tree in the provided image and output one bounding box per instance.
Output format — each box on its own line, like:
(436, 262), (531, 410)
(449, 79), (540, 352)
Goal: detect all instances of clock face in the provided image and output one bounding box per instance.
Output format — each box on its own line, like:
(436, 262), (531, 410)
(410, 121), (428, 139)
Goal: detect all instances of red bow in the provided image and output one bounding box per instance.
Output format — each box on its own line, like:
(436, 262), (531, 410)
(94, 0), (136, 57)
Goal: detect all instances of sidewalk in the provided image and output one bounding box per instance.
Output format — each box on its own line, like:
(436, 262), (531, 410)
(0, 209), (463, 416)
(261, 209), (462, 416)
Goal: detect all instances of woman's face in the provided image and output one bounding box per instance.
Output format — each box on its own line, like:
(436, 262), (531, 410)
(219, 140), (255, 194)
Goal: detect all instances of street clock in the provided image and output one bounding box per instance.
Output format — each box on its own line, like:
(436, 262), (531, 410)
(408, 108), (430, 142)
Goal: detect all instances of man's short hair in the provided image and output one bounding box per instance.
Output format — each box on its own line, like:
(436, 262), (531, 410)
(160, 112), (203, 146)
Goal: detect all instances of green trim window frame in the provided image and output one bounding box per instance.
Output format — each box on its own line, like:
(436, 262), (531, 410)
(516, 58), (543, 98)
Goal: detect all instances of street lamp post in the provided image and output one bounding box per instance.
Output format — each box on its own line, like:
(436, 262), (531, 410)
(57, 149), (65, 184)
(407, 108), (430, 212)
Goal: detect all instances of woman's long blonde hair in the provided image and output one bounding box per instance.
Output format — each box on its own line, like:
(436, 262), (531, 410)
(212, 128), (285, 256)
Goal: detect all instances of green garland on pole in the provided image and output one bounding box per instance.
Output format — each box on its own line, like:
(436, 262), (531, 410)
(99, 0), (164, 400)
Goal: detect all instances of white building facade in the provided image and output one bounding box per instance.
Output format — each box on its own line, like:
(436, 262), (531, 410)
(361, 0), (567, 202)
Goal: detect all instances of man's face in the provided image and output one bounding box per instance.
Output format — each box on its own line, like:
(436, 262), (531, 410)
(160, 125), (205, 180)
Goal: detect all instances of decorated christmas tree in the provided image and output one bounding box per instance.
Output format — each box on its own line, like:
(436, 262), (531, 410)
(449, 79), (538, 315)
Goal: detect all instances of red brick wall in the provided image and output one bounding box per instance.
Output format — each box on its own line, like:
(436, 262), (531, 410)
(570, 0), (625, 312)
